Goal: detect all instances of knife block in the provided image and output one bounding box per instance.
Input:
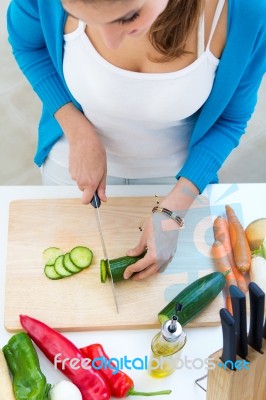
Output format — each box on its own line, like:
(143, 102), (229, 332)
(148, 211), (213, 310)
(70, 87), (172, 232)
(206, 340), (266, 400)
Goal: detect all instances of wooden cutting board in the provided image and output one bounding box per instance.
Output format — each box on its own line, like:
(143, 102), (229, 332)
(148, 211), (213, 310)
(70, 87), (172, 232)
(4, 196), (224, 332)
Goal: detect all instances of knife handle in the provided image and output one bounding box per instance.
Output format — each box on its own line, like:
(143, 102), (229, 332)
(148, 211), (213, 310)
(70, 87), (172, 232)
(264, 317), (266, 340)
(248, 282), (265, 352)
(229, 285), (248, 360)
(220, 308), (237, 370)
(91, 192), (101, 208)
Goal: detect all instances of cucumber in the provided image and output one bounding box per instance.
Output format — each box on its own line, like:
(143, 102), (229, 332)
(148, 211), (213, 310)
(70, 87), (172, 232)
(70, 246), (93, 269)
(100, 253), (146, 283)
(100, 259), (108, 283)
(158, 271), (227, 326)
(54, 255), (72, 277)
(42, 247), (63, 266)
(44, 264), (63, 280)
(63, 253), (81, 274)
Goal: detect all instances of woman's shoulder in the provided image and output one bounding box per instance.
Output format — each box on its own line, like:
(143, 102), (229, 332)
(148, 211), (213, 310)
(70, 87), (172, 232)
(64, 15), (79, 34)
(9, 0), (63, 18)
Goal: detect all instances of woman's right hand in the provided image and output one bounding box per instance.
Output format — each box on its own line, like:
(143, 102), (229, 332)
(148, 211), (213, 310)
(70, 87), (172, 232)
(55, 103), (107, 204)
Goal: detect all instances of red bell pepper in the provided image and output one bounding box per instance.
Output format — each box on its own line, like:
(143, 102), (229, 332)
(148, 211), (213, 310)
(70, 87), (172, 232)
(80, 343), (172, 397)
(20, 315), (110, 400)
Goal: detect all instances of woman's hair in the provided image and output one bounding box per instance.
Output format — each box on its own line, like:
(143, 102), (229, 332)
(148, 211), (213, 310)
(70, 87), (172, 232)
(65, 0), (203, 61)
(150, 0), (203, 61)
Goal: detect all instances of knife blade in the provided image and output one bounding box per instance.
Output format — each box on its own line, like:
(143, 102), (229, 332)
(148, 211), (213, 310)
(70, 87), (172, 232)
(91, 192), (119, 313)
(220, 308), (237, 370)
(248, 282), (265, 352)
(263, 317), (266, 340)
(229, 285), (248, 359)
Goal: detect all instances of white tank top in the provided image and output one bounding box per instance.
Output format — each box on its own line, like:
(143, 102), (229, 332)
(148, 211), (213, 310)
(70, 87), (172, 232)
(56, 0), (225, 178)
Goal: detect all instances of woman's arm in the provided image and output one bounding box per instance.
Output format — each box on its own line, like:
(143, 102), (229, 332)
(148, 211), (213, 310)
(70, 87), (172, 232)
(7, 1), (108, 201)
(7, 0), (72, 116)
(177, 22), (266, 193)
(54, 103), (107, 204)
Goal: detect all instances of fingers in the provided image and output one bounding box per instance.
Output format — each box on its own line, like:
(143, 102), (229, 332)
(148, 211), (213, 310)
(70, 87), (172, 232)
(131, 263), (159, 281)
(81, 187), (95, 205)
(123, 252), (157, 279)
(79, 173), (107, 205)
(97, 173), (107, 202)
(127, 238), (147, 258)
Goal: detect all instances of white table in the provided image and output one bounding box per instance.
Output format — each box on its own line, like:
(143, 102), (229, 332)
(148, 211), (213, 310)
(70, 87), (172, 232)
(1, 184), (265, 399)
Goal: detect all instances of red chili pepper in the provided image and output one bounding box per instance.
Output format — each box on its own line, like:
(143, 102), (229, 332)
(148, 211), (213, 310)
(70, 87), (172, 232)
(80, 343), (172, 397)
(20, 315), (110, 400)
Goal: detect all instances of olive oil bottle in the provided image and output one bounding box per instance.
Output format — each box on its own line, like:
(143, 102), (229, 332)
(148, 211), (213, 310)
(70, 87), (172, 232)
(148, 305), (186, 378)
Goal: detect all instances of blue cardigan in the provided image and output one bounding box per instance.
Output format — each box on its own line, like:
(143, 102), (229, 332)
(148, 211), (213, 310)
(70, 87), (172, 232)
(7, 0), (266, 192)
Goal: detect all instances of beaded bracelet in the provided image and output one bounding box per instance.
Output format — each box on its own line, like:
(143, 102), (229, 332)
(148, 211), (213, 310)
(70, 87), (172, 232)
(152, 206), (184, 227)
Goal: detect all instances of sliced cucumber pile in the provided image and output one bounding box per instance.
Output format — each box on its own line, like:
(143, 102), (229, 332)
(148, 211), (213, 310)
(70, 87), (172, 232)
(43, 246), (93, 280)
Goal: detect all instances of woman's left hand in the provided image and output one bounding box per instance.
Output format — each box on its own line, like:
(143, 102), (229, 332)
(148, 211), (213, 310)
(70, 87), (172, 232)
(123, 177), (199, 280)
(124, 213), (180, 280)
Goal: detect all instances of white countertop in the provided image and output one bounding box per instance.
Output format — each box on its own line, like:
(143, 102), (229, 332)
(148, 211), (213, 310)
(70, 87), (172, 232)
(1, 183), (265, 399)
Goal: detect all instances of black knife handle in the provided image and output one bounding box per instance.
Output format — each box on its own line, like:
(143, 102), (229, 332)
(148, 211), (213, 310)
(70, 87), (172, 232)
(229, 285), (248, 359)
(264, 317), (266, 340)
(90, 192), (101, 208)
(220, 308), (237, 370)
(248, 282), (265, 352)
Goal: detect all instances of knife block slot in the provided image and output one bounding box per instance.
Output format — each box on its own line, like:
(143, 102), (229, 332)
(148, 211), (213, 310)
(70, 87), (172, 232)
(206, 340), (266, 400)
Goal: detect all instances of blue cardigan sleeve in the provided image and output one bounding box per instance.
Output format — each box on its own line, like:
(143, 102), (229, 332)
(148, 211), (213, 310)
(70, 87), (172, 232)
(177, 23), (266, 193)
(7, 0), (72, 116)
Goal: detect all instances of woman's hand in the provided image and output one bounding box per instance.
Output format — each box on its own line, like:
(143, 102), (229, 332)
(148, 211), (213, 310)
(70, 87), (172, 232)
(55, 103), (107, 204)
(124, 177), (199, 280)
(68, 124), (107, 204)
(124, 214), (180, 280)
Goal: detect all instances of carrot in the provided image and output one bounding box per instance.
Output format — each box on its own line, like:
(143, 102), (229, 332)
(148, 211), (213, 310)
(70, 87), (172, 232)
(225, 205), (251, 273)
(231, 266), (249, 294)
(226, 294), (233, 315)
(211, 240), (237, 284)
(213, 216), (235, 264)
(211, 240), (236, 314)
(213, 216), (249, 293)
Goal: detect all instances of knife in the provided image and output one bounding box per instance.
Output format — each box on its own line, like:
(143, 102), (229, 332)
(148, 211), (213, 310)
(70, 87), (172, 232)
(263, 317), (266, 340)
(248, 282), (265, 352)
(91, 192), (119, 313)
(220, 308), (237, 370)
(229, 285), (248, 359)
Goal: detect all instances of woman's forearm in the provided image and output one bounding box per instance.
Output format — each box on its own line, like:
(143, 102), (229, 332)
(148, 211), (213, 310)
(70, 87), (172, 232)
(54, 103), (95, 144)
(159, 177), (199, 217)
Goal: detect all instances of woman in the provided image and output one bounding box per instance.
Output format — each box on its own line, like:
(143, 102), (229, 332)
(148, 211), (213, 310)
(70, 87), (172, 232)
(7, 0), (266, 279)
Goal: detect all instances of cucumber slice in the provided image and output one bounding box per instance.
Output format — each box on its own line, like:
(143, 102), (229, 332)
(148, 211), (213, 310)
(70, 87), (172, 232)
(70, 246), (93, 269)
(100, 259), (107, 283)
(43, 247), (63, 266)
(54, 255), (73, 277)
(63, 253), (81, 274)
(44, 265), (63, 280)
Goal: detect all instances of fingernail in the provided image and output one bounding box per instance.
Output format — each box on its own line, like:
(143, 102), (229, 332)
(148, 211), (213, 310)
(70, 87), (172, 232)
(124, 272), (130, 279)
